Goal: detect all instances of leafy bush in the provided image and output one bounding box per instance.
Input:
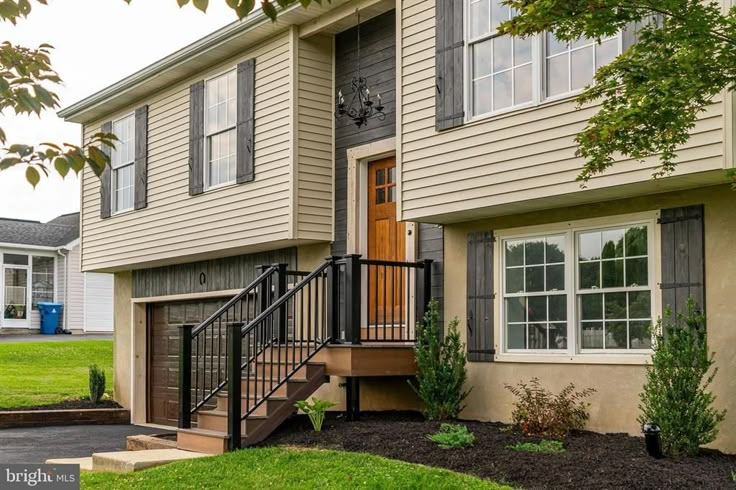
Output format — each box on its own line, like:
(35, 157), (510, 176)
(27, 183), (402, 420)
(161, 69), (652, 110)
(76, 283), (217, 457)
(427, 423), (476, 449)
(294, 397), (337, 432)
(88, 364), (106, 404)
(505, 378), (595, 438)
(409, 299), (470, 420)
(638, 298), (726, 456)
(508, 440), (565, 454)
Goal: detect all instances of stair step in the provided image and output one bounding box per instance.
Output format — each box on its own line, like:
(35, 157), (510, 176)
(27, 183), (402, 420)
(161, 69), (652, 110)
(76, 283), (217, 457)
(197, 410), (270, 434)
(177, 428), (229, 455)
(216, 393), (289, 415)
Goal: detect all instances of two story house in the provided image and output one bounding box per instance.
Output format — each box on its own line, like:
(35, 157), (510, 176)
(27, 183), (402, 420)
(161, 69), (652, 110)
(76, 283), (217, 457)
(60, 0), (736, 454)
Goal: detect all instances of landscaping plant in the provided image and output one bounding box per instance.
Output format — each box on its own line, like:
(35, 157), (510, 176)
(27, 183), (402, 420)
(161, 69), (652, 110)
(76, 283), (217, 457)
(409, 299), (470, 420)
(508, 440), (565, 454)
(427, 423), (476, 449)
(88, 364), (106, 404)
(505, 378), (595, 438)
(294, 397), (337, 432)
(638, 298), (726, 456)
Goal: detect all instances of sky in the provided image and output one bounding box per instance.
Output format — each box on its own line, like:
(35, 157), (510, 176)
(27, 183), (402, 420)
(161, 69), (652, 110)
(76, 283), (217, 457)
(0, 0), (239, 222)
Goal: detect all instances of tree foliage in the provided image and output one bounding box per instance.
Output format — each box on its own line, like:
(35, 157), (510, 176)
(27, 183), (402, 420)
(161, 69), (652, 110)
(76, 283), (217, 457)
(0, 0), (320, 185)
(500, 0), (736, 183)
(638, 298), (726, 456)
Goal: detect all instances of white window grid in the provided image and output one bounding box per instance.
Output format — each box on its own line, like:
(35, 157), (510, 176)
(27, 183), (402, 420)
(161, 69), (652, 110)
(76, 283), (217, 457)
(111, 113), (135, 214)
(503, 234), (568, 352)
(465, 0), (623, 119)
(499, 220), (655, 357)
(204, 70), (237, 190)
(31, 256), (54, 310)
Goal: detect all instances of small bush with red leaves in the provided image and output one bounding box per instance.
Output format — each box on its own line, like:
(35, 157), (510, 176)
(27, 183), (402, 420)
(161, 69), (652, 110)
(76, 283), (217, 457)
(505, 378), (595, 438)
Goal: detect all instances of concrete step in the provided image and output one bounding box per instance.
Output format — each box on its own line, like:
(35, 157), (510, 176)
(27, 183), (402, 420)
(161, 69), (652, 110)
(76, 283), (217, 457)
(46, 457), (93, 472)
(91, 449), (208, 473)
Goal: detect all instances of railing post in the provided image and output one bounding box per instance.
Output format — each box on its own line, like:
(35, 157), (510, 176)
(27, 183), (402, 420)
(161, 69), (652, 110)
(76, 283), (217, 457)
(416, 259), (434, 326)
(178, 324), (194, 429)
(275, 263), (288, 342)
(344, 254), (362, 345)
(325, 256), (341, 343)
(227, 322), (244, 451)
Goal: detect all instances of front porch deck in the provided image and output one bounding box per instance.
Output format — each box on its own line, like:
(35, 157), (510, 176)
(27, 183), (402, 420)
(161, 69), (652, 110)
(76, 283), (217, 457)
(315, 342), (416, 377)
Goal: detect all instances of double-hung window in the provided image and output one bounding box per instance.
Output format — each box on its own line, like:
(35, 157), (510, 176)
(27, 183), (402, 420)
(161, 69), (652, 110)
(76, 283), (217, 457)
(111, 114), (135, 213)
(466, 0), (623, 118)
(205, 70), (237, 189)
(31, 256), (54, 309)
(501, 218), (654, 356)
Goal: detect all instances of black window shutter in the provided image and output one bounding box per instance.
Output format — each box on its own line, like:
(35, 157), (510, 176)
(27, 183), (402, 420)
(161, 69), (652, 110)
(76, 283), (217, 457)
(659, 205), (705, 319)
(100, 120), (113, 219)
(466, 231), (495, 361)
(134, 105), (148, 210)
(435, 0), (464, 131)
(236, 58), (256, 184)
(189, 80), (205, 196)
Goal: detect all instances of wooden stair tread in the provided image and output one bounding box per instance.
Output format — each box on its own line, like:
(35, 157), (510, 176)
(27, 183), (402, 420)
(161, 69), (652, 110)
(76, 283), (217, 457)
(198, 410), (268, 421)
(177, 427), (229, 439)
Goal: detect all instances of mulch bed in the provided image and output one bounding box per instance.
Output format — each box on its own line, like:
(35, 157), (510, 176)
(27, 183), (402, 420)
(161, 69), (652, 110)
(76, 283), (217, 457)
(0, 399), (121, 411)
(265, 411), (736, 489)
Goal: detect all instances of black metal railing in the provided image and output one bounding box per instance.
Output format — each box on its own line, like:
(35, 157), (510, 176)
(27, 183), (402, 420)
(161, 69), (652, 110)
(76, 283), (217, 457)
(178, 264), (286, 429)
(336, 255), (433, 344)
(177, 255), (432, 446)
(227, 260), (331, 450)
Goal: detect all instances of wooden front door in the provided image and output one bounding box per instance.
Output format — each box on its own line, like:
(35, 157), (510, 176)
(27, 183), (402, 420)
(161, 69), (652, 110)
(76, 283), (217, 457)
(367, 157), (405, 326)
(148, 299), (223, 426)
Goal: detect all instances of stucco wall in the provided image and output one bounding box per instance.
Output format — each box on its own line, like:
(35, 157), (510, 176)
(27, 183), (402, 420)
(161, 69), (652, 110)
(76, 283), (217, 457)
(113, 271), (132, 409)
(443, 184), (736, 453)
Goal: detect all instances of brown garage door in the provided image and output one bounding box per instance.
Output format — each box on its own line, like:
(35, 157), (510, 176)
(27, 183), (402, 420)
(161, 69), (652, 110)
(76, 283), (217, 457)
(148, 299), (225, 426)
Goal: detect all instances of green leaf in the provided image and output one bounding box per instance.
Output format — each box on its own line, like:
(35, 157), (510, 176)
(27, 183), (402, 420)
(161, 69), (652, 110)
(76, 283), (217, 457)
(234, 0), (255, 18)
(177, 0), (190, 6)
(54, 157), (69, 178)
(0, 156), (21, 170)
(192, 0), (208, 12)
(25, 166), (40, 187)
(262, 0), (278, 21)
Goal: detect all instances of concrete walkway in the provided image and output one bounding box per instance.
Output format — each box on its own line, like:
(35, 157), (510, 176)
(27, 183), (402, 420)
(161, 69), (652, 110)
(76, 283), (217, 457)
(0, 333), (112, 343)
(0, 425), (170, 463)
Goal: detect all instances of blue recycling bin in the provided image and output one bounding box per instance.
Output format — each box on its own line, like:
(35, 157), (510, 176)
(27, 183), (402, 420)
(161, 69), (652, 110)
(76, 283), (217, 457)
(38, 302), (63, 335)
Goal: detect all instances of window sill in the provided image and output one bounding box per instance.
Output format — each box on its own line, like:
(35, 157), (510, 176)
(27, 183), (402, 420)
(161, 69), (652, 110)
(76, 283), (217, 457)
(462, 92), (580, 130)
(111, 208), (136, 218)
(494, 352), (652, 365)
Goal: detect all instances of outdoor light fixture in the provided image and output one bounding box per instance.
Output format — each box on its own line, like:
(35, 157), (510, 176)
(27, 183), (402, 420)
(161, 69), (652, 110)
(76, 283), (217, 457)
(643, 422), (663, 458)
(335, 11), (385, 128)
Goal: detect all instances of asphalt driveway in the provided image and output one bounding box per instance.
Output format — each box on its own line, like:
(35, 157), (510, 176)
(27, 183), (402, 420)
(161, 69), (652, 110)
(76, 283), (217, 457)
(0, 425), (170, 463)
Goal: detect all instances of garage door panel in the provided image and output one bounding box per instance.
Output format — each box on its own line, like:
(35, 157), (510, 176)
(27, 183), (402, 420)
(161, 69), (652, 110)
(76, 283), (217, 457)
(148, 298), (227, 427)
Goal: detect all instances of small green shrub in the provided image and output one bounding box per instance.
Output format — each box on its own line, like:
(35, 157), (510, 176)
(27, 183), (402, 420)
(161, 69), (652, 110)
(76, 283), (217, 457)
(508, 440), (565, 454)
(409, 299), (470, 420)
(88, 364), (106, 404)
(294, 397), (337, 432)
(427, 423), (475, 449)
(638, 298), (726, 456)
(505, 378), (595, 438)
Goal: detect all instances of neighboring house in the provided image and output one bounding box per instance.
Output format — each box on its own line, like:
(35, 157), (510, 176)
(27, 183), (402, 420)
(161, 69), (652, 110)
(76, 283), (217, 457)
(0, 213), (113, 333)
(58, 0), (735, 453)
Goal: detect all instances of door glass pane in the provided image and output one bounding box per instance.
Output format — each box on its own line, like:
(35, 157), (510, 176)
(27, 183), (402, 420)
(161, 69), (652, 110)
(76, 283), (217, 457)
(4, 268), (28, 320)
(376, 169), (385, 186)
(376, 188), (385, 204)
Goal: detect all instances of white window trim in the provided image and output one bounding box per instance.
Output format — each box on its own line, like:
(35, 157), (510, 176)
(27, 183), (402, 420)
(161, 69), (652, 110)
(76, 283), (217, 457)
(463, 0), (623, 122)
(203, 68), (238, 192)
(494, 212), (659, 365)
(111, 112), (136, 215)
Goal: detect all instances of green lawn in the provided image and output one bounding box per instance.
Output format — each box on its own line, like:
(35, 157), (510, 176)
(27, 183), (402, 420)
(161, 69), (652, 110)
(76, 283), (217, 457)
(81, 447), (511, 489)
(0, 340), (113, 408)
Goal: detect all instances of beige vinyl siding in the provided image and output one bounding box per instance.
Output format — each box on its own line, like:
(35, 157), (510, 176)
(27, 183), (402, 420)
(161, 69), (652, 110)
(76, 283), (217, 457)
(296, 34), (334, 241)
(399, 0), (728, 222)
(81, 32), (295, 271)
(66, 244), (85, 330)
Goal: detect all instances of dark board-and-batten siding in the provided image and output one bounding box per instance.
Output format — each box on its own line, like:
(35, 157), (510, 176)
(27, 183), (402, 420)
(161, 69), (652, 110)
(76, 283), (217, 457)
(333, 10), (397, 256)
(132, 248), (297, 298)
(332, 10), (444, 326)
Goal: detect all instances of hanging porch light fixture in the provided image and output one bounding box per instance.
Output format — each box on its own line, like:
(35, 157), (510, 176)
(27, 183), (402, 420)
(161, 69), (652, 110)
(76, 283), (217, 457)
(335, 10), (385, 128)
